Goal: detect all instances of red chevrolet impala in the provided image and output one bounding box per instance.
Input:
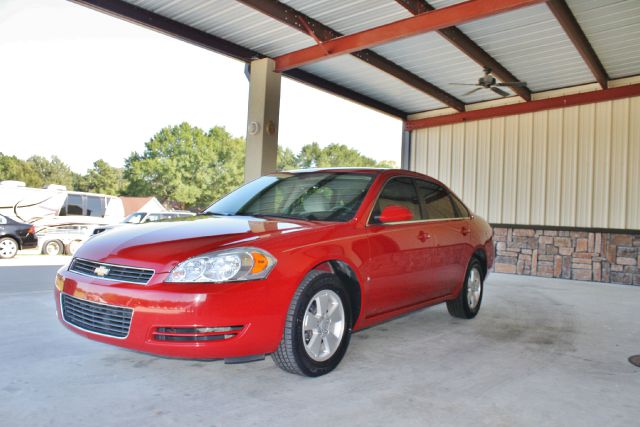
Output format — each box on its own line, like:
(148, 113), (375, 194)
(55, 168), (493, 376)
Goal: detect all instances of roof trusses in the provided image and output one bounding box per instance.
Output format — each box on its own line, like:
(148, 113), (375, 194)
(272, 0), (545, 72)
(70, 0), (624, 119)
(394, 0), (532, 101)
(546, 0), (609, 89)
(238, 0), (464, 111)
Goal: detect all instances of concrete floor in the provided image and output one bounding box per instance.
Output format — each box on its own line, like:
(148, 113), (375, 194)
(0, 264), (638, 427)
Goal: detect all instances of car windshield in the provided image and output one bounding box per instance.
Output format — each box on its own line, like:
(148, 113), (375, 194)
(123, 212), (146, 224)
(205, 172), (374, 222)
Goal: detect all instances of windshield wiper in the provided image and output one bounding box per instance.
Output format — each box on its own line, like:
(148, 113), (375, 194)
(247, 213), (303, 220)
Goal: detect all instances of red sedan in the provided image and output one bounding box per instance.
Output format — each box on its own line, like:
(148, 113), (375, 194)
(55, 168), (493, 376)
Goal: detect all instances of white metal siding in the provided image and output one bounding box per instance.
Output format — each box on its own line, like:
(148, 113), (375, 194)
(410, 95), (640, 229)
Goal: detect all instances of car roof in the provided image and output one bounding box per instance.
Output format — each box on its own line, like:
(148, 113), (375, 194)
(284, 167), (389, 174)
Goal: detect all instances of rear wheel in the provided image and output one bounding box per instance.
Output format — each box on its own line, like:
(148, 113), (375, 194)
(66, 240), (83, 255)
(0, 237), (19, 259)
(42, 240), (64, 256)
(447, 258), (484, 319)
(272, 271), (352, 377)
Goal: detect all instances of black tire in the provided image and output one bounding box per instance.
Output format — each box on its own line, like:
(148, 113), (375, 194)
(65, 240), (82, 255)
(272, 271), (352, 377)
(0, 237), (19, 259)
(42, 240), (64, 256)
(447, 258), (484, 319)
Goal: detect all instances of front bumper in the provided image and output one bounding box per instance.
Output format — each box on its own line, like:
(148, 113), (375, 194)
(54, 268), (289, 359)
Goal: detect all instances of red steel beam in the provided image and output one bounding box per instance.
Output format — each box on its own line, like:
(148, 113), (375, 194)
(274, 0), (547, 72)
(395, 0), (531, 101)
(405, 83), (640, 130)
(237, 0), (464, 111)
(547, 0), (609, 89)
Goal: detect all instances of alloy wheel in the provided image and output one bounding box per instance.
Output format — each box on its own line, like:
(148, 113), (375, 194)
(302, 289), (345, 362)
(466, 267), (482, 310)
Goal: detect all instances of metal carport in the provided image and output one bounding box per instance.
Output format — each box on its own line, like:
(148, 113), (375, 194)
(69, 0), (640, 285)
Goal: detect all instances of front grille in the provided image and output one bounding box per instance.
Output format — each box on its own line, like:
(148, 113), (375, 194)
(69, 258), (154, 284)
(61, 294), (133, 338)
(153, 326), (244, 342)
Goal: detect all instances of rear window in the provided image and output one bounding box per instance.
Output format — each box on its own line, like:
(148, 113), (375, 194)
(415, 180), (457, 220)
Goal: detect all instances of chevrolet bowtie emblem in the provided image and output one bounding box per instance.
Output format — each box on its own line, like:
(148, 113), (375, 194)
(94, 266), (110, 277)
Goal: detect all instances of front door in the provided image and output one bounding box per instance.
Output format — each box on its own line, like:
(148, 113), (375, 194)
(364, 177), (439, 317)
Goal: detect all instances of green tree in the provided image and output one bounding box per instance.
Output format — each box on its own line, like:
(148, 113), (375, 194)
(277, 146), (298, 171)
(26, 155), (75, 189)
(124, 123), (245, 210)
(76, 159), (125, 195)
(0, 153), (43, 187)
(290, 142), (396, 169)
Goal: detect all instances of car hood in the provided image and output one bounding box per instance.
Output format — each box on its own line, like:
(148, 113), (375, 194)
(75, 215), (324, 272)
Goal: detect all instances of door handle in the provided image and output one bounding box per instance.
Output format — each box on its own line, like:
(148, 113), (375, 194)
(417, 230), (431, 242)
(460, 226), (470, 236)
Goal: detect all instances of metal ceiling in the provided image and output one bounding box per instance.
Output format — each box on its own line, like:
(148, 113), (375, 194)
(567, 0), (640, 79)
(79, 0), (640, 118)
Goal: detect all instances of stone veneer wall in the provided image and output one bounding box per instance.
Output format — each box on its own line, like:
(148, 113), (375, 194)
(492, 226), (640, 285)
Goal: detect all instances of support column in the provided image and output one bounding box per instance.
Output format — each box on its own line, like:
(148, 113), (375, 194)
(244, 58), (281, 182)
(401, 129), (412, 170)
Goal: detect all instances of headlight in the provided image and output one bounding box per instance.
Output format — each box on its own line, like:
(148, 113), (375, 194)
(165, 247), (276, 283)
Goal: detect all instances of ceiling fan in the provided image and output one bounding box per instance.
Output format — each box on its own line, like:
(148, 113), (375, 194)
(450, 68), (527, 97)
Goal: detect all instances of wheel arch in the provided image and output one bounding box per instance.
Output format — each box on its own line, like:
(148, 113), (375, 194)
(307, 260), (362, 328)
(471, 247), (488, 279)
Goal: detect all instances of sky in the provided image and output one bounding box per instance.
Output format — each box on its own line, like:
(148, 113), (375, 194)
(0, 0), (402, 174)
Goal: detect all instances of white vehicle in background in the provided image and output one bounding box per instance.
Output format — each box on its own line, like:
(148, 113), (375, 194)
(92, 211), (195, 235)
(37, 224), (94, 256)
(0, 181), (125, 255)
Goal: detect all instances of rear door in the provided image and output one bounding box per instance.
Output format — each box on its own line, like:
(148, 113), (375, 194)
(414, 179), (472, 296)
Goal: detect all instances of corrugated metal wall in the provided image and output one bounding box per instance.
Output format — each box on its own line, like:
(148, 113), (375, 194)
(410, 96), (640, 230)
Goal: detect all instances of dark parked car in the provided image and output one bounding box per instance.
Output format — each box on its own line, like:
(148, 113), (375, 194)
(0, 214), (38, 259)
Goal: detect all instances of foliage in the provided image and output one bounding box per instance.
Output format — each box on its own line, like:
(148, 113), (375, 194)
(26, 155), (76, 189)
(0, 153), (78, 189)
(76, 159), (125, 195)
(277, 146), (298, 171)
(0, 153), (42, 187)
(123, 123), (245, 210)
(2, 123), (396, 210)
(281, 142), (396, 170)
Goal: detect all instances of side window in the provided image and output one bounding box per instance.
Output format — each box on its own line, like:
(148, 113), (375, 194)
(86, 196), (105, 217)
(415, 180), (457, 220)
(146, 214), (162, 222)
(370, 177), (421, 223)
(450, 195), (470, 218)
(64, 195), (84, 216)
(0, 215), (6, 225)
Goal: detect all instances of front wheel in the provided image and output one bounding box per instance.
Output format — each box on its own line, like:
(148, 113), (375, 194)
(272, 271), (352, 377)
(447, 258), (484, 319)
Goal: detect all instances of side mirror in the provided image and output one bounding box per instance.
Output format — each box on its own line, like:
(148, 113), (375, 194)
(378, 205), (413, 223)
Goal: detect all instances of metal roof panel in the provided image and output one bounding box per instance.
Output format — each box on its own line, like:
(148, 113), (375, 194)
(373, 31), (514, 104)
(456, 3), (595, 91)
(299, 55), (445, 113)
(126, 0), (316, 57)
(281, 0), (412, 35)
(567, 0), (640, 79)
